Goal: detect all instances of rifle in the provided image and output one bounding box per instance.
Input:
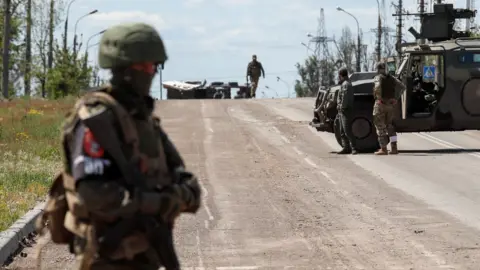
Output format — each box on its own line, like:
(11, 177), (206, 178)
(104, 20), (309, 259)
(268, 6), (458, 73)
(81, 107), (180, 270)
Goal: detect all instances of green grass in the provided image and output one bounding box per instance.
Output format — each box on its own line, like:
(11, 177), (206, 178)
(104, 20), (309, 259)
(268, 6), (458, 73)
(0, 98), (74, 231)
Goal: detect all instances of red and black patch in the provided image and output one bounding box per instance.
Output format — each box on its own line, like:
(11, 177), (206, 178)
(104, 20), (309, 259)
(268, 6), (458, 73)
(83, 128), (104, 158)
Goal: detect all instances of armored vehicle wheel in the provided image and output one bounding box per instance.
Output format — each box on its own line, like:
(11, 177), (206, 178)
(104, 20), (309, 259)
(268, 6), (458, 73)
(334, 109), (379, 153)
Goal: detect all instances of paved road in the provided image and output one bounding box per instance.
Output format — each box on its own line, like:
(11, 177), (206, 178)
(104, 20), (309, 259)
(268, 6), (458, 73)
(5, 98), (480, 269)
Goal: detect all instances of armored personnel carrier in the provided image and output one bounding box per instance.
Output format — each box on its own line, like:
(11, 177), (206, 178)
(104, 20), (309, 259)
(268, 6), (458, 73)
(310, 3), (480, 152)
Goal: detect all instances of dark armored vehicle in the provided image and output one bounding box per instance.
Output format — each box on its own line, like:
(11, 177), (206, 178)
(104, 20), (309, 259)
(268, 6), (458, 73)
(164, 80), (251, 99)
(310, 3), (480, 152)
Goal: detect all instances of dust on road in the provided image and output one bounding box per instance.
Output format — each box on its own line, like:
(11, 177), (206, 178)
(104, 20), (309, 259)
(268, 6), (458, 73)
(5, 98), (480, 269)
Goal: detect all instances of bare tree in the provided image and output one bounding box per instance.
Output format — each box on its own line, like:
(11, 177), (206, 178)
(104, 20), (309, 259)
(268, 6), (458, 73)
(24, 0), (31, 95)
(336, 26), (356, 74)
(30, 0), (65, 96)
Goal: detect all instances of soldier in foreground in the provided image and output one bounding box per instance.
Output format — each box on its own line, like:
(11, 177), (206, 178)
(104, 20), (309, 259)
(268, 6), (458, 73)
(36, 22), (201, 270)
(336, 68), (357, 155)
(246, 54), (265, 98)
(372, 62), (406, 155)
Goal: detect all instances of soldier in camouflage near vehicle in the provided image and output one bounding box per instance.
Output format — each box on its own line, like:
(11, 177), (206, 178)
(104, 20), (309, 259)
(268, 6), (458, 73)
(336, 68), (357, 155)
(246, 54), (265, 98)
(36, 22), (201, 270)
(372, 62), (406, 155)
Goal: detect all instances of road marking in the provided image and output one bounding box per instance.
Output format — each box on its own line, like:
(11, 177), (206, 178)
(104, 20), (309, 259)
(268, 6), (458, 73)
(304, 157), (318, 168)
(200, 101), (215, 221)
(195, 230), (204, 268)
(320, 171), (337, 185)
(199, 179), (214, 221)
(416, 133), (480, 159)
(293, 146), (303, 155)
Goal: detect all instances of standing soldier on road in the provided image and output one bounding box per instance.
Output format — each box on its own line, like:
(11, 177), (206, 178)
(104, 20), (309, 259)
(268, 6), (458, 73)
(336, 68), (357, 155)
(372, 62), (406, 155)
(36, 22), (201, 270)
(246, 54), (265, 98)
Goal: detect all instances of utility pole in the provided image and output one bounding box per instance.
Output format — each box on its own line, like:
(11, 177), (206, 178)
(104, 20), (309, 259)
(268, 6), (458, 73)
(24, 0), (32, 96)
(395, 0), (403, 60)
(376, 1), (382, 62)
(2, 0), (11, 99)
(419, 0), (425, 44)
(159, 64), (163, 100)
(307, 8), (332, 89)
(48, 0), (54, 69)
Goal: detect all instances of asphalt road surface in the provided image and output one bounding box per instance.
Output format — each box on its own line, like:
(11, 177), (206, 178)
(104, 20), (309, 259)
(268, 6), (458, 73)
(5, 98), (480, 269)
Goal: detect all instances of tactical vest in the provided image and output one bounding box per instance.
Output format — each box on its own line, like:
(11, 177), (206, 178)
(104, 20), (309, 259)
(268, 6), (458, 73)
(36, 89), (173, 261)
(249, 61), (262, 77)
(374, 74), (395, 100)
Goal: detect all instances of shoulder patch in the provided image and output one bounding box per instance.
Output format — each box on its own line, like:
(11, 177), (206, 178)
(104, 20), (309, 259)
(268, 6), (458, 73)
(83, 128), (105, 158)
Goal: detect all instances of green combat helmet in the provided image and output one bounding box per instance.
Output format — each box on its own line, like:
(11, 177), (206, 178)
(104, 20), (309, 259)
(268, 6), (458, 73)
(98, 22), (168, 69)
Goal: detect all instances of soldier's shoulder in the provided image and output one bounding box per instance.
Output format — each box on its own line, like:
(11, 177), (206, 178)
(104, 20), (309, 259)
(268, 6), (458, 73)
(75, 89), (117, 121)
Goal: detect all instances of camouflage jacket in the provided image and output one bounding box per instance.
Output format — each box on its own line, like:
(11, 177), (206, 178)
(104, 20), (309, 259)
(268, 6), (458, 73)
(336, 80), (354, 111)
(373, 74), (406, 101)
(246, 61), (265, 77)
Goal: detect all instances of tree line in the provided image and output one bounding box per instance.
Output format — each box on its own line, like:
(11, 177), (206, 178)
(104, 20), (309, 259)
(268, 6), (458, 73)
(1, 0), (104, 100)
(294, 26), (395, 97)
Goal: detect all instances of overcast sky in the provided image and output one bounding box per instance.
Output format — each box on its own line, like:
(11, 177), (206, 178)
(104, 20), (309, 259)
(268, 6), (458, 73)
(61, 0), (468, 98)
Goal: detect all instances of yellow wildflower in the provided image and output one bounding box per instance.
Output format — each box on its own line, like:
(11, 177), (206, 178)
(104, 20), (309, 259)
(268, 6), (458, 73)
(27, 109), (43, 115)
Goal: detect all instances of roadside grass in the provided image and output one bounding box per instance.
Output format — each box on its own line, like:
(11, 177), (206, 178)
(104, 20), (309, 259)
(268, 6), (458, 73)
(0, 97), (74, 231)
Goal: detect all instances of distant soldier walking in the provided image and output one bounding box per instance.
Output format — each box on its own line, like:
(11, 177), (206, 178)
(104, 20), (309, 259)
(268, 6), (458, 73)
(336, 68), (357, 155)
(246, 54), (265, 98)
(372, 62), (406, 155)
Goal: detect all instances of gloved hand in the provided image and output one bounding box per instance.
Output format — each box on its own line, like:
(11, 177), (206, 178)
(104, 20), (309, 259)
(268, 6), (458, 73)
(157, 185), (184, 222)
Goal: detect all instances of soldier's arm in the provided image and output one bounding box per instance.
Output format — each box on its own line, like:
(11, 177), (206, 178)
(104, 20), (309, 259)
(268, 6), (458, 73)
(260, 62), (265, 77)
(336, 83), (345, 108)
(345, 82), (355, 109)
(393, 76), (406, 100)
(155, 121), (201, 214)
(246, 62), (251, 77)
(68, 104), (139, 221)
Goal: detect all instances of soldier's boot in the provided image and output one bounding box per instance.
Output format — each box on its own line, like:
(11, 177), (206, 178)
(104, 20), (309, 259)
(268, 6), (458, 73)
(337, 140), (352, 154)
(389, 142), (398, 154)
(374, 145), (388, 155)
(351, 147), (358, 155)
(337, 147), (352, 154)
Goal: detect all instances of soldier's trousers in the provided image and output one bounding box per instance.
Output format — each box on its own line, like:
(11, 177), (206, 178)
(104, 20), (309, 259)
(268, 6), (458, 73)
(373, 102), (396, 146)
(338, 110), (356, 150)
(250, 76), (259, 97)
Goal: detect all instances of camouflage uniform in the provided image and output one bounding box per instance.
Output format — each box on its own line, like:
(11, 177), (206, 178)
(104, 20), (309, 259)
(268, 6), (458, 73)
(336, 68), (357, 154)
(372, 62), (406, 155)
(36, 23), (201, 270)
(246, 54), (265, 98)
